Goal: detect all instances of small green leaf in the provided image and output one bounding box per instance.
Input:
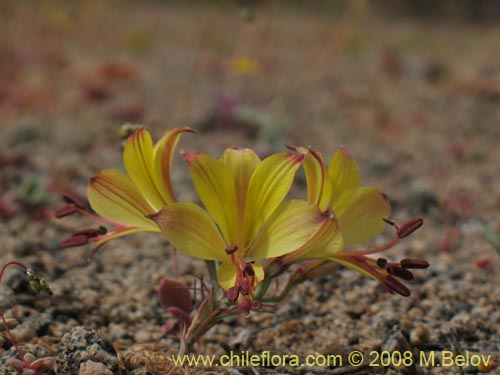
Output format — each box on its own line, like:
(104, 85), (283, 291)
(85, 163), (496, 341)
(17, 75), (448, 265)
(21, 180), (51, 206)
(481, 225), (500, 253)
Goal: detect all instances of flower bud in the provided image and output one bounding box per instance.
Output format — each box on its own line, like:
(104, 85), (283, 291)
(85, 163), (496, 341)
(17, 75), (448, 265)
(157, 277), (192, 315)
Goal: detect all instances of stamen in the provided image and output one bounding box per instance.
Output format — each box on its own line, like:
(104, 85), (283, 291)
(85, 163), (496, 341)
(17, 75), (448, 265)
(61, 234), (89, 248)
(376, 258), (388, 268)
(227, 286), (239, 302)
(54, 204), (79, 218)
(383, 276), (411, 297)
(62, 193), (85, 209)
(400, 258), (429, 269)
(238, 279), (250, 295)
(73, 226), (107, 238)
(397, 218), (424, 238)
(225, 245), (238, 255)
(244, 263), (255, 277)
(387, 265), (414, 281)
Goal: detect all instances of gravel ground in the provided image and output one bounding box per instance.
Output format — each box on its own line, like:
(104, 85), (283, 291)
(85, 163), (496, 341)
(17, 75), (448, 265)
(0, 2), (499, 375)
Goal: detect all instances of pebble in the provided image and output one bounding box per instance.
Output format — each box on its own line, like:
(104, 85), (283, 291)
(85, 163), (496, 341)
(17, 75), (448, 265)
(79, 360), (113, 375)
(410, 325), (430, 346)
(54, 326), (119, 375)
(133, 329), (152, 344)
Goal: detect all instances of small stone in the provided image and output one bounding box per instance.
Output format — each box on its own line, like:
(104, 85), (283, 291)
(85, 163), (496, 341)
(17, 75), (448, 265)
(407, 307), (424, 320)
(410, 325), (430, 346)
(55, 326), (119, 375)
(134, 330), (152, 344)
(79, 360), (113, 375)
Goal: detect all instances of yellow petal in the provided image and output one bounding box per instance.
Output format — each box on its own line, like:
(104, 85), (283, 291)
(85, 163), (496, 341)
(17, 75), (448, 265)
(217, 261), (236, 290)
(248, 199), (329, 259)
(230, 56), (260, 74)
(220, 148), (260, 239)
(216, 261), (265, 291)
(153, 127), (195, 205)
(303, 148), (332, 211)
(339, 187), (391, 245)
(147, 202), (227, 261)
(123, 128), (166, 210)
(87, 169), (157, 228)
(253, 262), (264, 284)
(184, 152), (238, 245)
(244, 152), (304, 246)
(281, 213), (343, 264)
(328, 147), (360, 215)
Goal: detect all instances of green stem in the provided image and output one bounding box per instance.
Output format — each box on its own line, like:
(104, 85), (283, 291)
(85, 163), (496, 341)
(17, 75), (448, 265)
(253, 275), (273, 300)
(204, 260), (219, 289)
(260, 284), (294, 303)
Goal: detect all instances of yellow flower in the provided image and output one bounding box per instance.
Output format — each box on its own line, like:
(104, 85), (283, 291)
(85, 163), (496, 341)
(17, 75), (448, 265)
(148, 148), (331, 313)
(229, 56), (260, 74)
(59, 127), (193, 256)
(282, 147), (426, 296)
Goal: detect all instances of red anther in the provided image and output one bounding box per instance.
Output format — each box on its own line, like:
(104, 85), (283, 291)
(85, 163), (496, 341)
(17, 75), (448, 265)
(61, 235), (89, 248)
(238, 279), (250, 295)
(244, 263), (255, 277)
(62, 193), (85, 209)
(388, 265), (414, 281)
(225, 245), (238, 255)
(73, 227), (103, 238)
(382, 284), (395, 295)
(227, 286), (240, 302)
(54, 204), (78, 218)
(383, 276), (411, 297)
(400, 258), (430, 269)
(376, 258), (388, 268)
(397, 218), (424, 239)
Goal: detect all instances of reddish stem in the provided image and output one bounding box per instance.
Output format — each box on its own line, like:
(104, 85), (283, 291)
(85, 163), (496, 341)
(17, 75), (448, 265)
(348, 236), (400, 256)
(76, 208), (117, 225)
(0, 261), (29, 364)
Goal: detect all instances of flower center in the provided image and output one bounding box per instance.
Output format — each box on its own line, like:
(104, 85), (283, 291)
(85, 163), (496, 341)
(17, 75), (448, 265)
(225, 245), (257, 314)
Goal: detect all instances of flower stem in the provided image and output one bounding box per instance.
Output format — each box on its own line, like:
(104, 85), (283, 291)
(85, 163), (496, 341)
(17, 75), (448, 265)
(204, 260), (219, 289)
(0, 262), (29, 364)
(253, 275), (273, 301)
(260, 284), (293, 303)
(349, 237), (400, 256)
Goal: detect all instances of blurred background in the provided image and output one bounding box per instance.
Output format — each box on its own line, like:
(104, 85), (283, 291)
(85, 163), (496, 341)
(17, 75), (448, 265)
(1, 0), (498, 226)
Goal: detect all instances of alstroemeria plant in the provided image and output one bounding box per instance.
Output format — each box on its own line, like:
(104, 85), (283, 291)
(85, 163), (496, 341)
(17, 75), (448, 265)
(273, 146), (427, 297)
(149, 148), (331, 314)
(57, 127), (193, 257)
(58, 127), (428, 354)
